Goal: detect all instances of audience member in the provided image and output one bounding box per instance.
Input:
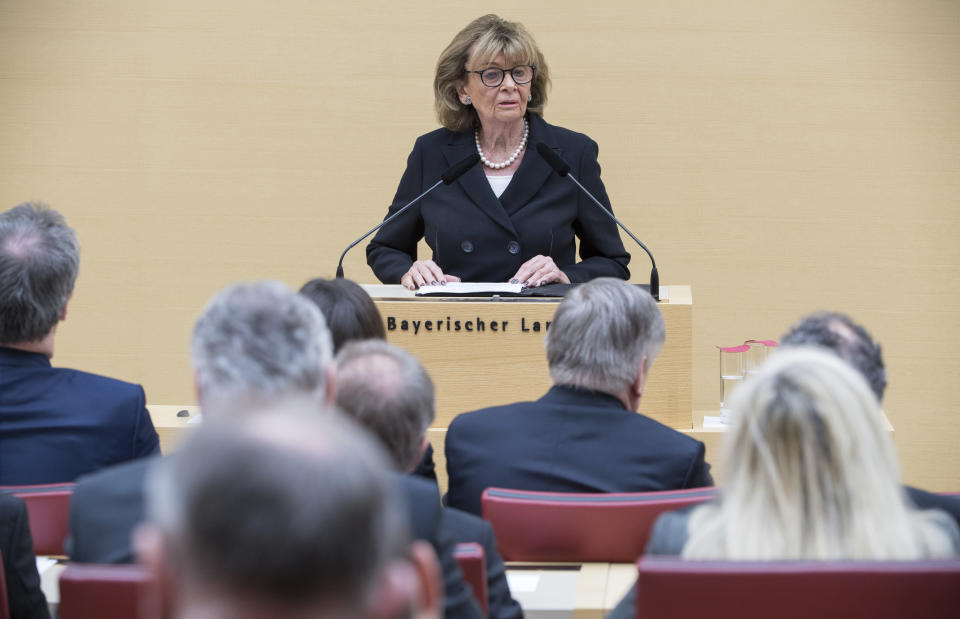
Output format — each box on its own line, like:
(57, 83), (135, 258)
(299, 277), (386, 352)
(781, 311), (960, 526)
(607, 348), (959, 619)
(299, 276), (438, 484)
(445, 278), (713, 515)
(69, 281), (481, 619)
(136, 405), (442, 619)
(0, 202), (159, 485)
(336, 340), (523, 619)
(0, 492), (50, 619)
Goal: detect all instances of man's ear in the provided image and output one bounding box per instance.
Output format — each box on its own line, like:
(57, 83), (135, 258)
(59, 295), (71, 321)
(324, 365), (338, 406)
(133, 524), (176, 619)
(367, 542), (442, 619)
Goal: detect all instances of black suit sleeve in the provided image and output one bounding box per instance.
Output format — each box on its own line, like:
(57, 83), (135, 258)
(435, 511), (485, 619)
(564, 137), (631, 283)
(1, 495), (51, 619)
(477, 519), (524, 619)
(905, 486), (960, 530)
(367, 138), (427, 283)
(682, 441), (714, 488)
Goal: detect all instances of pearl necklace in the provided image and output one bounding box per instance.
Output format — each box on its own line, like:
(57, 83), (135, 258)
(475, 119), (529, 170)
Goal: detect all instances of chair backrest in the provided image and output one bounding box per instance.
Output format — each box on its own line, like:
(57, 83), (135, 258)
(453, 542), (488, 617)
(481, 487), (716, 562)
(59, 563), (159, 619)
(635, 557), (960, 619)
(0, 483), (74, 556)
(0, 549), (10, 619)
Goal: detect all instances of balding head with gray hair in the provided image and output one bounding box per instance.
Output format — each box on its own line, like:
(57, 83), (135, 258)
(335, 340), (435, 472)
(0, 202), (79, 344)
(545, 278), (665, 398)
(191, 281), (333, 415)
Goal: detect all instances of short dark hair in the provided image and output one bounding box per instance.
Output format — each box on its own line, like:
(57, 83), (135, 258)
(147, 407), (408, 611)
(0, 203), (79, 344)
(335, 340), (435, 472)
(299, 278), (386, 353)
(780, 311), (887, 401)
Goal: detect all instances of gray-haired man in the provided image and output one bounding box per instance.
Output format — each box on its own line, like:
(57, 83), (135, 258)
(0, 202), (159, 485)
(136, 404), (442, 619)
(445, 278), (713, 516)
(336, 340), (523, 619)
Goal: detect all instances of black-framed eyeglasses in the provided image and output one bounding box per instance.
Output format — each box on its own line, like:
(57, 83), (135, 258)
(465, 65), (536, 88)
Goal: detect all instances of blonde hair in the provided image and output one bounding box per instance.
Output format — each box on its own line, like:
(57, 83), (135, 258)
(683, 347), (957, 560)
(434, 15), (551, 132)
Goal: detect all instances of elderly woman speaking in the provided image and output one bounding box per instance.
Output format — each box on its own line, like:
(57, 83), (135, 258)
(367, 14), (631, 290)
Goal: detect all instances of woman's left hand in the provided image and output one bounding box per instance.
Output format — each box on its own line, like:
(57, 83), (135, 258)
(509, 255), (571, 287)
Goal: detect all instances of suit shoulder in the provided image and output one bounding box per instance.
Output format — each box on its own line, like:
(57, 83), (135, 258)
(75, 456), (155, 493)
(442, 507), (489, 543)
(448, 402), (533, 431)
(55, 367), (144, 398)
(413, 126), (463, 149)
(628, 413), (704, 452)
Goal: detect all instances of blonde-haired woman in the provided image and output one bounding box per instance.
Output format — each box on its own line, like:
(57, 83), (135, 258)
(367, 14), (630, 289)
(607, 347), (958, 619)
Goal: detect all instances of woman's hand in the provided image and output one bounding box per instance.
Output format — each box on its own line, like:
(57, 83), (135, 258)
(510, 255), (570, 288)
(400, 260), (461, 290)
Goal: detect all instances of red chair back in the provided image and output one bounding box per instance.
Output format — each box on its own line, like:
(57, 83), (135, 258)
(635, 557), (960, 619)
(0, 549), (10, 619)
(454, 542), (488, 617)
(481, 487), (716, 562)
(0, 484), (74, 556)
(59, 563), (159, 619)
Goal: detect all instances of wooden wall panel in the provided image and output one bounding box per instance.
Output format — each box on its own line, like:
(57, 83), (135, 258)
(1, 1), (957, 489)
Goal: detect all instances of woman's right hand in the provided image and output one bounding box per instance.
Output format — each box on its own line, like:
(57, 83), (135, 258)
(400, 260), (461, 290)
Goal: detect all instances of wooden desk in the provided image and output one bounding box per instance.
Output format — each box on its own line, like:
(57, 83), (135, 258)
(505, 562), (636, 619)
(367, 284), (693, 430)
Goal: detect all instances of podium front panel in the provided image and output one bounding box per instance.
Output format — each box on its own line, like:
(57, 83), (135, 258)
(366, 285), (692, 430)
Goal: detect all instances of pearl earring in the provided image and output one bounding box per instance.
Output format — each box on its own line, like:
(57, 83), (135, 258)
(464, 96), (472, 105)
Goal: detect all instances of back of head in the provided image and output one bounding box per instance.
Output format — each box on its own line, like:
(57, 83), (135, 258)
(335, 340), (435, 472)
(0, 202), (79, 344)
(684, 347), (956, 560)
(144, 405), (410, 617)
(545, 278), (664, 396)
(780, 310), (887, 402)
(299, 277), (386, 353)
(191, 281), (333, 414)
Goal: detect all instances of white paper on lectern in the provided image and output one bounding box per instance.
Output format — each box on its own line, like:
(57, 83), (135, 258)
(416, 282), (523, 295)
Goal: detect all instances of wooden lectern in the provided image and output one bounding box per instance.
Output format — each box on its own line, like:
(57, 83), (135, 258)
(365, 284), (692, 430)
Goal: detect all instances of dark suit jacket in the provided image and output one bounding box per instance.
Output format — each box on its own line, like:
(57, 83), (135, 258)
(443, 507), (523, 619)
(367, 113), (630, 283)
(69, 459), (482, 619)
(0, 493), (50, 619)
(445, 385), (713, 516)
(0, 347), (160, 485)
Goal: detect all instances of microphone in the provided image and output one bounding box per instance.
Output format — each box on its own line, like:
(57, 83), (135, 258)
(335, 153), (481, 279)
(535, 142), (660, 301)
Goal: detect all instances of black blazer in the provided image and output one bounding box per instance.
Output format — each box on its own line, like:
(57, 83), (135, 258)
(69, 459), (482, 619)
(443, 507), (523, 619)
(0, 493), (50, 619)
(367, 114), (630, 283)
(0, 347), (160, 485)
(445, 385), (713, 516)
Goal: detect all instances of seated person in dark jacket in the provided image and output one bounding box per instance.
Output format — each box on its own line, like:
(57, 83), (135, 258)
(606, 348), (959, 619)
(336, 340), (523, 619)
(0, 202), (159, 485)
(299, 276), (437, 484)
(136, 404), (443, 619)
(0, 492), (50, 619)
(445, 278), (713, 516)
(69, 281), (480, 619)
(779, 310), (960, 526)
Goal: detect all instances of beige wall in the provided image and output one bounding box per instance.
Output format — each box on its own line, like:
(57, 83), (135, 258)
(1, 1), (957, 489)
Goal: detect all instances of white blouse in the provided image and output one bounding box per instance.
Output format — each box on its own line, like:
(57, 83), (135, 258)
(486, 174), (513, 198)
